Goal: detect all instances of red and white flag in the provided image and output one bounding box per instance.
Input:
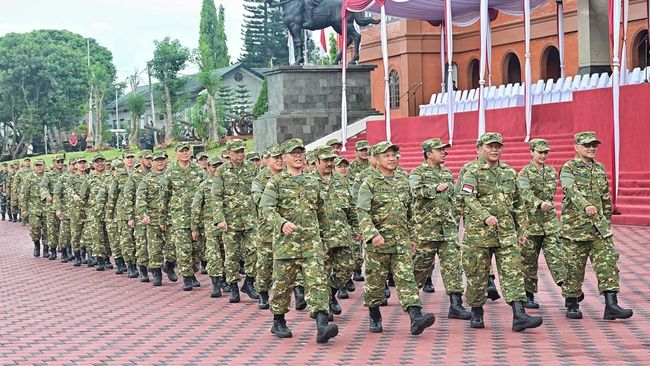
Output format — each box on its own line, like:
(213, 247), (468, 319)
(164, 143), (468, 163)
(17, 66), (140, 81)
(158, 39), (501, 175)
(318, 29), (328, 55)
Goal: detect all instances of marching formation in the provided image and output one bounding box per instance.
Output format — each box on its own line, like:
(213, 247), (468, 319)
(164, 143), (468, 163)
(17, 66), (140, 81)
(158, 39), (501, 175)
(0, 130), (633, 344)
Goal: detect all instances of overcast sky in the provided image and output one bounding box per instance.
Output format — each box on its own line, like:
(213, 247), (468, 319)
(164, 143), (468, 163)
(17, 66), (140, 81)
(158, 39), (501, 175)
(0, 0), (246, 83)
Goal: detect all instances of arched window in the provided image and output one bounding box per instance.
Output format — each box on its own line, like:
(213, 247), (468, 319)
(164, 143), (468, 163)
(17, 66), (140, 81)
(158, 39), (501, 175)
(389, 69), (400, 109)
(541, 46), (561, 80)
(468, 59), (480, 89)
(632, 30), (650, 68)
(503, 53), (522, 84)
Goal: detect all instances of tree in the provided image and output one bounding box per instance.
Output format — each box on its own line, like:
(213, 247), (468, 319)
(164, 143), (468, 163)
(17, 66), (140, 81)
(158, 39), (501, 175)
(239, 0), (288, 67)
(233, 84), (251, 116)
(125, 71), (145, 147)
(251, 78), (268, 118)
(149, 37), (190, 143)
(328, 32), (338, 64)
(217, 84), (235, 127)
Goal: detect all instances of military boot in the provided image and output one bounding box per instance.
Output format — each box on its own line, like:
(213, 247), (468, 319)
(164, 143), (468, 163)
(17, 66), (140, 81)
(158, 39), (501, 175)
(33, 241), (40, 257)
(384, 283), (391, 299)
(294, 286), (307, 310)
(330, 287), (342, 315)
(200, 260), (208, 275)
(162, 261), (178, 282)
(271, 314), (293, 338)
(191, 275), (201, 287)
(423, 276), (436, 293)
(353, 269), (365, 281)
(80, 248), (88, 264)
(511, 301), (543, 332)
(60, 247), (69, 263)
(487, 275), (501, 301)
(565, 292), (585, 307)
(1, 213), (5, 221)
(209, 276), (222, 298)
(407, 306), (436, 335)
(104, 257), (113, 270)
(42, 244), (50, 258)
(369, 307), (383, 333)
(152, 268), (163, 286)
(96, 256), (106, 271)
(448, 293), (471, 320)
(126, 262), (138, 278)
(258, 291), (270, 309)
(603, 291), (633, 320)
(345, 279), (356, 292)
(139, 266), (149, 282)
(229, 282), (241, 303)
(241, 276), (259, 299)
(337, 287), (349, 299)
(222, 281), (231, 293)
(87, 254), (97, 267)
(114, 257), (124, 275)
(239, 260), (245, 275)
(524, 291), (540, 309)
(315, 311), (339, 343)
(565, 297), (583, 319)
(470, 306), (485, 328)
(387, 273), (395, 287)
(48, 246), (57, 260)
(73, 250), (82, 267)
(182, 276), (193, 291)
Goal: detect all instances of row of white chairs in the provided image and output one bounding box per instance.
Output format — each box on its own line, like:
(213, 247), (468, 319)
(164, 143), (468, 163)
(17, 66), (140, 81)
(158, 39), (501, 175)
(419, 67), (649, 116)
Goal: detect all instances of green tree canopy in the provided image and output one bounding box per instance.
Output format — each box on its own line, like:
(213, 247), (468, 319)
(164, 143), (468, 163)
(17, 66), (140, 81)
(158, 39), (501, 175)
(239, 0), (288, 67)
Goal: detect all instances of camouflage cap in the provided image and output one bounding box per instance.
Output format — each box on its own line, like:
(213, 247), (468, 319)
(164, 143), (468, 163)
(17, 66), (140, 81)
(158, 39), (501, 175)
(112, 159), (124, 169)
(138, 149), (153, 159)
(281, 138), (305, 153)
(574, 131), (601, 145)
(152, 150), (167, 160)
(371, 141), (400, 156)
(23, 157), (31, 161)
(306, 151), (317, 165)
(421, 138), (451, 152)
(326, 138), (343, 147)
(75, 157), (87, 164)
(92, 153), (106, 163)
(334, 156), (350, 166)
(529, 138), (552, 152)
(266, 144), (283, 158)
(208, 156), (223, 166)
(225, 139), (246, 152)
(246, 151), (261, 161)
(314, 146), (337, 160)
(478, 132), (504, 146)
(68, 158), (76, 165)
(176, 142), (191, 152)
(355, 140), (370, 151)
(196, 152), (209, 160)
(123, 149), (136, 158)
(53, 154), (65, 162)
(33, 159), (45, 165)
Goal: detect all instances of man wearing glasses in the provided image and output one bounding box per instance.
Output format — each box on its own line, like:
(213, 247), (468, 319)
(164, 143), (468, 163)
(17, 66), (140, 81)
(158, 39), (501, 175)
(560, 131), (633, 320)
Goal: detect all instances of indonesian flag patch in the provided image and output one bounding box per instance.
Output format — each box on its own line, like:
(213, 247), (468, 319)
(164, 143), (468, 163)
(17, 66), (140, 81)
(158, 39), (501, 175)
(462, 184), (475, 194)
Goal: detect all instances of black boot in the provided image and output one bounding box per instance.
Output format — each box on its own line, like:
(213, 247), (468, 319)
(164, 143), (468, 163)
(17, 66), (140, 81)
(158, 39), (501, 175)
(73, 250), (82, 267)
(258, 290), (270, 309)
(210, 276), (223, 298)
(565, 292), (585, 307)
(448, 293), (471, 320)
(380, 296), (388, 306)
(162, 261), (178, 282)
(96, 256), (105, 271)
(294, 286), (307, 310)
(470, 306), (485, 328)
(487, 275), (501, 301)
(524, 291), (540, 309)
(565, 297), (583, 319)
(338, 287), (349, 299)
(229, 282), (241, 303)
(239, 260), (245, 275)
(423, 276), (436, 293)
(42, 244), (49, 258)
(369, 307), (383, 333)
(200, 260), (208, 275)
(104, 257), (113, 270)
(345, 279), (356, 292)
(80, 249), (88, 264)
(152, 268), (162, 286)
(191, 275), (201, 287)
(511, 301), (543, 332)
(87, 255), (97, 268)
(353, 269), (365, 281)
(114, 257), (124, 274)
(271, 314), (293, 338)
(407, 306), (436, 335)
(127, 262), (138, 278)
(222, 281), (232, 293)
(60, 247), (69, 263)
(241, 276), (259, 299)
(183, 276), (193, 291)
(603, 291), (633, 320)
(330, 287), (342, 315)
(384, 283), (391, 299)
(387, 273), (395, 287)
(48, 246), (57, 260)
(315, 311), (339, 343)
(139, 266), (149, 282)
(33, 241), (40, 257)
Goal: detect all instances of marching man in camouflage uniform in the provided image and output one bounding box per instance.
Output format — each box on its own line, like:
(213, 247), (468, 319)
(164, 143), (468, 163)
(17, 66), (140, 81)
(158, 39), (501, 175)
(560, 131), (633, 320)
(68, 158), (88, 266)
(112, 151), (138, 278)
(54, 159), (76, 262)
(124, 150), (152, 282)
(517, 139), (568, 308)
(349, 140), (370, 283)
(357, 141), (436, 335)
(409, 138), (470, 320)
(12, 158), (31, 224)
(41, 155), (65, 260)
(80, 154), (110, 271)
(260, 138), (339, 343)
(21, 159), (47, 257)
(460, 132), (542, 332)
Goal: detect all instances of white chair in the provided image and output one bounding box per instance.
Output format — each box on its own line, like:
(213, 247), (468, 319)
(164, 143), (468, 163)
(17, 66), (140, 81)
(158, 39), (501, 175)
(597, 72), (609, 88)
(470, 88), (481, 110)
(419, 105), (427, 116)
(464, 89), (476, 112)
(588, 73), (599, 88)
(571, 74), (582, 90)
(438, 93), (449, 114)
(428, 93), (437, 105)
(560, 76), (573, 102)
(541, 79), (554, 104)
(628, 67), (641, 84)
(532, 80), (545, 104)
(485, 86), (497, 109)
(493, 85), (506, 108)
(458, 89), (469, 112)
(508, 83), (521, 107)
(579, 74), (591, 89)
(551, 77), (565, 103)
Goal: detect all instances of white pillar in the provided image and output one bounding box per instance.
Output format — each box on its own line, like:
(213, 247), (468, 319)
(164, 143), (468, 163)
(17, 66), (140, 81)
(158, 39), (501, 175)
(445, 0), (455, 145)
(524, 0), (532, 142)
(478, 0), (488, 137)
(557, 0), (565, 78)
(380, 5), (391, 142)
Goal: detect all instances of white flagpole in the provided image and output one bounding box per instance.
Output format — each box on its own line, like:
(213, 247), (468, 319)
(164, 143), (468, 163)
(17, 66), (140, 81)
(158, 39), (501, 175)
(445, 0), (454, 145)
(478, 0), (488, 137)
(380, 5), (391, 142)
(612, 0), (622, 203)
(440, 24), (446, 93)
(620, 0), (629, 84)
(524, 0), (532, 142)
(557, 0), (565, 79)
(341, 11), (348, 150)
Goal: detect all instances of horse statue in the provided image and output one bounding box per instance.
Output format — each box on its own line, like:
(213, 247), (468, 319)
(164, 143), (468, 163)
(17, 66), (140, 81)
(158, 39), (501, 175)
(268, 0), (380, 65)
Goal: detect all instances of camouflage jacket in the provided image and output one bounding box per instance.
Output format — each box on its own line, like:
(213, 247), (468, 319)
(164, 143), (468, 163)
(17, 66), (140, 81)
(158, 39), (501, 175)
(122, 168), (149, 222)
(349, 158), (369, 182)
(113, 170), (132, 221)
(12, 168), (30, 203)
(40, 169), (63, 213)
(351, 166), (375, 203)
(560, 156), (613, 240)
(357, 169), (414, 254)
(313, 172), (358, 250)
(96, 173), (116, 223)
(460, 156), (528, 247)
(251, 169), (275, 243)
(160, 161), (206, 229)
(409, 162), (459, 243)
(211, 161), (257, 230)
(52, 172), (72, 218)
(4, 171), (13, 197)
(518, 162), (560, 236)
(190, 175), (215, 232)
(136, 171), (165, 226)
(65, 173), (86, 220)
(20, 171), (46, 216)
(80, 171), (108, 221)
(260, 171), (324, 260)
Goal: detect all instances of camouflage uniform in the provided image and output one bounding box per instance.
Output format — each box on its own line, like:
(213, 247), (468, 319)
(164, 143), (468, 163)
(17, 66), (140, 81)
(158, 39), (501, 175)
(123, 152), (152, 267)
(136, 155), (167, 270)
(252, 167), (275, 293)
(0, 167), (7, 220)
(80, 156), (109, 259)
(12, 165), (30, 221)
(67, 161), (87, 253)
(191, 164), (222, 276)
(41, 158), (64, 253)
(53, 162), (74, 252)
(3, 169), (13, 220)
(112, 162), (136, 265)
(21, 163), (47, 243)
(102, 162), (122, 261)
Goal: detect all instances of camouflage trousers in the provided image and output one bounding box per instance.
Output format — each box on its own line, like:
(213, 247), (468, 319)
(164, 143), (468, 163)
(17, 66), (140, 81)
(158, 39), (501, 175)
(463, 242), (527, 307)
(172, 228), (201, 277)
(118, 221), (135, 263)
(350, 240), (364, 272)
(85, 216), (109, 258)
(522, 234), (568, 293)
(58, 218), (71, 248)
(163, 227), (176, 263)
(106, 221), (121, 259)
(196, 232), (206, 262)
(255, 240), (273, 292)
(0, 195), (7, 216)
(562, 236), (620, 298)
(205, 226), (224, 277)
(146, 224), (165, 269)
(413, 240), (464, 295)
(135, 224), (148, 267)
(69, 215), (85, 251)
(27, 214), (46, 242)
(11, 198), (19, 218)
(270, 256), (330, 317)
(45, 211), (60, 248)
(325, 246), (355, 290)
(222, 228), (257, 284)
(364, 251), (422, 311)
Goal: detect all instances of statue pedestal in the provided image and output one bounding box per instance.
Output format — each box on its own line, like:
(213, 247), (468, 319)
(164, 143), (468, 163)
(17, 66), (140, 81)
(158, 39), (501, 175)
(253, 65), (380, 152)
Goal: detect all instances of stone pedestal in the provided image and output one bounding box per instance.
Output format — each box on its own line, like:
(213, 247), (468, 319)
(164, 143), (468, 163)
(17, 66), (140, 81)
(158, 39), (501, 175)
(254, 65), (380, 152)
(577, 0), (611, 75)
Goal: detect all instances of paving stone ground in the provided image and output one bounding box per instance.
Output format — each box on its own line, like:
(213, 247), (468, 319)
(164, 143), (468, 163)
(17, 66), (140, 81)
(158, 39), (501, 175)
(1, 221), (649, 365)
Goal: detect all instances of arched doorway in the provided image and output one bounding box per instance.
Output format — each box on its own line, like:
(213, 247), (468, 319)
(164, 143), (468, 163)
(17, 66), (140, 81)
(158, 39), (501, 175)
(503, 53), (521, 84)
(632, 30), (650, 68)
(468, 59), (480, 89)
(541, 46), (561, 80)
(444, 62), (459, 90)
(389, 69), (400, 109)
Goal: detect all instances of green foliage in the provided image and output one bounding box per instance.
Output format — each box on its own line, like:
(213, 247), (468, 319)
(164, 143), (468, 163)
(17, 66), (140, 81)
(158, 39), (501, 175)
(233, 84), (251, 115)
(189, 94), (209, 141)
(199, 0), (230, 71)
(251, 78), (268, 118)
(239, 0), (288, 67)
(328, 32), (339, 64)
(125, 93), (145, 117)
(217, 85), (235, 117)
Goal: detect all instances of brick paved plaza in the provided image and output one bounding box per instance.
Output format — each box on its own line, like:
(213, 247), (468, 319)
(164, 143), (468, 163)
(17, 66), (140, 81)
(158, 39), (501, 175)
(1, 221), (648, 365)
